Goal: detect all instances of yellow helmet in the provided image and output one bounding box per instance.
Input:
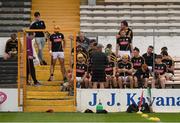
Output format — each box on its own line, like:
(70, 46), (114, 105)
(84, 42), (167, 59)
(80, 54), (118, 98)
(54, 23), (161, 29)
(77, 53), (84, 58)
(54, 25), (60, 32)
(122, 54), (129, 59)
(77, 53), (85, 62)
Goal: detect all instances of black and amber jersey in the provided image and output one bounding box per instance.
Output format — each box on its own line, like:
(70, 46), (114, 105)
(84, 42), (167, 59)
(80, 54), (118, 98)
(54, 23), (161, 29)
(110, 52), (117, 62)
(71, 45), (87, 54)
(134, 68), (150, 79)
(117, 37), (131, 51)
(155, 63), (167, 75)
(88, 48), (96, 59)
(162, 59), (173, 68)
(105, 62), (115, 76)
(118, 27), (133, 41)
(50, 32), (64, 52)
(71, 45), (88, 63)
(5, 39), (18, 54)
(162, 59), (174, 73)
(131, 56), (145, 70)
(142, 53), (156, 67)
(118, 61), (132, 76)
(75, 63), (87, 77)
(30, 20), (46, 37)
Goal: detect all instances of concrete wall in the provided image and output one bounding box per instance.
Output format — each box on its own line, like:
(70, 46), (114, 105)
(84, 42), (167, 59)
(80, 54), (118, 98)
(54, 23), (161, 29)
(98, 36), (180, 58)
(133, 36), (180, 57)
(0, 37), (9, 57)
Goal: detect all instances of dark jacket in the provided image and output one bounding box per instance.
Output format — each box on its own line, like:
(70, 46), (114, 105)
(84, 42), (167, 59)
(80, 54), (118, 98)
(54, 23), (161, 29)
(90, 51), (108, 71)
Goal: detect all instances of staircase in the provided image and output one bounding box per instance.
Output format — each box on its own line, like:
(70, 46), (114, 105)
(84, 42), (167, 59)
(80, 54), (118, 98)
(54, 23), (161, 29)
(23, 0), (80, 112)
(0, 57), (17, 88)
(31, 0), (80, 65)
(24, 81), (75, 112)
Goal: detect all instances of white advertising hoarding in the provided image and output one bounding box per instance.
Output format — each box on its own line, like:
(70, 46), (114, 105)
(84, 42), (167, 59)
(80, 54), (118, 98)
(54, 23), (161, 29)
(1, 88), (180, 112)
(77, 89), (180, 113)
(0, 89), (22, 112)
(0, 37), (9, 57)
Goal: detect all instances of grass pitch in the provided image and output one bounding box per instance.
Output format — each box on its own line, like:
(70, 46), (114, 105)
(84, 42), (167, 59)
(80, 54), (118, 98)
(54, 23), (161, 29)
(0, 112), (180, 122)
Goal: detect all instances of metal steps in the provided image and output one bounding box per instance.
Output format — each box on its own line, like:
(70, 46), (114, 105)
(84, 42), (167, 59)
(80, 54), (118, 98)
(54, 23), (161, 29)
(25, 99), (74, 106)
(24, 105), (76, 112)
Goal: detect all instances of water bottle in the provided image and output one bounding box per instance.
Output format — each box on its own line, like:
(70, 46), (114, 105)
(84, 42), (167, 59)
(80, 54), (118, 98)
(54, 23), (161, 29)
(77, 82), (81, 88)
(96, 100), (103, 113)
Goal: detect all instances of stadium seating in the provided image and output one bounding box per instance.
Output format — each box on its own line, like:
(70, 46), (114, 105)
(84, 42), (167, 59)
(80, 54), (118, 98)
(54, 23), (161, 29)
(81, 0), (104, 5)
(80, 1), (180, 37)
(0, 57), (17, 88)
(0, 0), (31, 37)
(105, 0), (180, 2)
(160, 59), (180, 87)
(80, 0), (180, 88)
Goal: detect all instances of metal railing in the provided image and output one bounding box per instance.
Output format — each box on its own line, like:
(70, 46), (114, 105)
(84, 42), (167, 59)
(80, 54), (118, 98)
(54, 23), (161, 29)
(17, 32), (22, 107)
(17, 29), (77, 111)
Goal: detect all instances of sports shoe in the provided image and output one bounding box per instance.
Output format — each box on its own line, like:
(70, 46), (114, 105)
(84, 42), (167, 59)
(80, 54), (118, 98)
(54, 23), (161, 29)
(34, 82), (41, 86)
(48, 76), (53, 81)
(42, 60), (47, 65)
(40, 60), (47, 65)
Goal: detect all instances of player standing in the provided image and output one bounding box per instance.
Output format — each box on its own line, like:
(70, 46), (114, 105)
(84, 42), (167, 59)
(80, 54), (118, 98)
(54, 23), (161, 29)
(48, 26), (67, 82)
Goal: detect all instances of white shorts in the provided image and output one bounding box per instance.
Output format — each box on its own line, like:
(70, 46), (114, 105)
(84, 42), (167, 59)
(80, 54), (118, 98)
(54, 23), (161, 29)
(165, 73), (174, 80)
(148, 66), (152, 72)
(52, 52), (64, 59)
(76, 77), (83, 83)
(119, 76), (130, 83)
(118, 50), (131, 58)
(132, 69), (137, 75)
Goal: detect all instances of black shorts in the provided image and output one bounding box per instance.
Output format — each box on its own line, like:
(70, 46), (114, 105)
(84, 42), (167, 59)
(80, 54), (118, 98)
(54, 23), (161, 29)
(91, 70), (106, 82)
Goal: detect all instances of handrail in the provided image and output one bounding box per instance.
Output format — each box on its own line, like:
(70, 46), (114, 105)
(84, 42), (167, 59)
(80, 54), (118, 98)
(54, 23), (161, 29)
(22, 32), (27, 111)
(73, 32), (77, 107)
(17, 32), (21, 107)
(19, 29), (78, 111)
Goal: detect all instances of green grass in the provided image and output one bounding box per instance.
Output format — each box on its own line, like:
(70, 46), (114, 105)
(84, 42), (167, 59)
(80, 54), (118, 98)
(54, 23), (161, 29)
(0, 112), (180, 122)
